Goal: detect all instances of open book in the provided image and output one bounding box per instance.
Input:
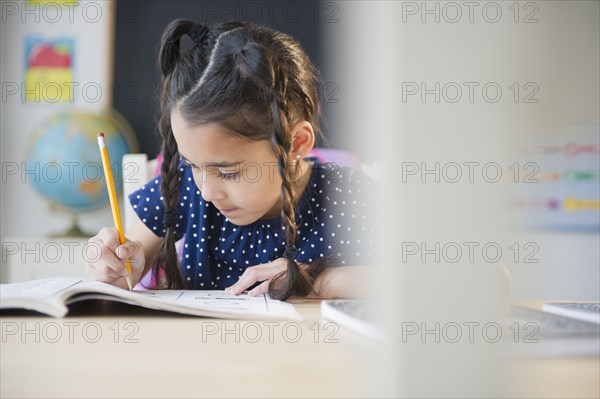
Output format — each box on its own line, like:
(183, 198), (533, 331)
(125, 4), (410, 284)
(0, 277), (301, 320)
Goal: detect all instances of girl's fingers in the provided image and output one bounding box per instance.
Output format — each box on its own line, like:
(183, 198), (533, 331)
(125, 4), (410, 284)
(125, 240), (145, 271)
(97, 227), (120, 250)
(247, 280), (270, 297)
(84, 228), (142, 289)
(86, 237), (128, 277)
(85, 258), (124, 282)
(225, 262), (286, 295)
(96, 227), (137, 269)
(115, 241), (143, 268)
(225, 268), (269, 295)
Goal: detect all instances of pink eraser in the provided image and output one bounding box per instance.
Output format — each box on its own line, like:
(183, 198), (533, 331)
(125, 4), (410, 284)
(98, 132), (105, 137)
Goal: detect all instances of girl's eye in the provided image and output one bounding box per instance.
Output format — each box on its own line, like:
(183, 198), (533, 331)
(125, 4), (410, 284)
(217, 172), (239, 181)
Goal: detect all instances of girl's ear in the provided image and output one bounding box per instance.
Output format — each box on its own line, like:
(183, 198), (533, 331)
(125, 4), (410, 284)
(290, 120), (316, 158)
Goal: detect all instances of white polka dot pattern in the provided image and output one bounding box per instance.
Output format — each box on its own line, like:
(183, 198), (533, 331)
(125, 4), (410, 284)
(128, 159), (379, 290)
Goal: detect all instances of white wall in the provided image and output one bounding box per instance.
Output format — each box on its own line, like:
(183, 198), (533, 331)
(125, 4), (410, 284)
(502, 2), (600, 301)
(327, 1), (599, 395)
(1, 0), (116, 239)
(326, 0), (599, 302)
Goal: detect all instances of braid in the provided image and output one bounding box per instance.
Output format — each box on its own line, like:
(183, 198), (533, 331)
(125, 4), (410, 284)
(151, 114), (184, 289)
(267, 88), (329, 300)
(268, 95), (309, 300)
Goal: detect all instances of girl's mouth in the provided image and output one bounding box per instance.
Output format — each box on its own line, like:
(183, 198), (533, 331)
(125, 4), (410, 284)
(219, 208), (238, 215)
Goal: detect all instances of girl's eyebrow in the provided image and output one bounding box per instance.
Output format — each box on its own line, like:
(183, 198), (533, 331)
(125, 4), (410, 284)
(206, 161), (242, 168)
(179, 152), (242, 168)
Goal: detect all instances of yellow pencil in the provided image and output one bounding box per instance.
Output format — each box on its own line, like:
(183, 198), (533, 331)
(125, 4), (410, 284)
(97, 132), (133, 290)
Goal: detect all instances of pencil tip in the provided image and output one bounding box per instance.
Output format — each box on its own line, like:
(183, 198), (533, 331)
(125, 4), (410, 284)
(126, 277), (134, 291)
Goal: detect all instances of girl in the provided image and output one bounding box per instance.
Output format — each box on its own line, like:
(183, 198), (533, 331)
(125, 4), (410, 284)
(85, 19), (377, 300)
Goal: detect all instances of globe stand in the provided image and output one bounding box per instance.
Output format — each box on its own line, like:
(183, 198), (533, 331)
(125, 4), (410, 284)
(49, 214), (90, 238)
(48, 202), (91, 238)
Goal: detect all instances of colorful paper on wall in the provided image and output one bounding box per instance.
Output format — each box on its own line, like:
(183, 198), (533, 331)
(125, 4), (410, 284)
(515, 126), (600, 232)
(26, 0), (78, 5)
(25, 37), (74, 102)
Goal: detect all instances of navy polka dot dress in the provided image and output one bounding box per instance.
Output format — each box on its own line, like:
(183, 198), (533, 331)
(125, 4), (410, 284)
(129, 159), (378, 290)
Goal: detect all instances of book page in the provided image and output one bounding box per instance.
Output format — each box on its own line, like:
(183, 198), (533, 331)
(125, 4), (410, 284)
(0, 277), (85, 317)
(1, 277), (83, 300)
(1, 278), (302, 320)
(174, 291), (276, 313)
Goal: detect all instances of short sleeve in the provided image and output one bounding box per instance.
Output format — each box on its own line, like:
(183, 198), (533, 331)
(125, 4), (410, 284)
(128, 166), (190, 241)
(294, 162), (381, 267)
(320, 164), (380, 266)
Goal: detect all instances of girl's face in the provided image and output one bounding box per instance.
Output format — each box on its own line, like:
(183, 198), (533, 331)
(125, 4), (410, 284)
(171, 109), (283, 226)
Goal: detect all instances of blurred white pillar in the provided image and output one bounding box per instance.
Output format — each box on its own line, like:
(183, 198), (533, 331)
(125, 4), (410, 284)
(328, 0), (599, 396)
(326, 0), (525, 396)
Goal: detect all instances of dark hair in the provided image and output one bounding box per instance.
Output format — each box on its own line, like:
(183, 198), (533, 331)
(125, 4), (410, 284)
(152, 19), (327, 300)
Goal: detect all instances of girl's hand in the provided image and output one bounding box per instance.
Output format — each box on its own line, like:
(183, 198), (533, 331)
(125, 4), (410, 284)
(224, 258), (289, 297)
(226, 261), (372, 299)
(85, 227), (146, 289)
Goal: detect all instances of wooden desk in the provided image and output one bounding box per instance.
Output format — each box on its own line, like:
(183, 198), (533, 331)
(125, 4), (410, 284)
(505, 300), (599, 398)
(508, 357), (599, 398)
(1, 299), (382, 398)
(1, 299), (598, 398)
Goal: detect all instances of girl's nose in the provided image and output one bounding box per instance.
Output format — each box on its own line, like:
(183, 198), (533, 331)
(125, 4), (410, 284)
(199, 176), (226, 203)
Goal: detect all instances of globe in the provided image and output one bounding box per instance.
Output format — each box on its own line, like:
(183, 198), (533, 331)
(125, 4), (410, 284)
(25, 110), (138, 236)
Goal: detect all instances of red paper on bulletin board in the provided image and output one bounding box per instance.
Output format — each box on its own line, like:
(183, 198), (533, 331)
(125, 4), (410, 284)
(25, 37), (74, 103)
